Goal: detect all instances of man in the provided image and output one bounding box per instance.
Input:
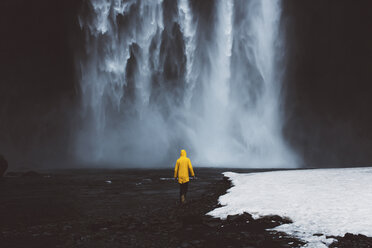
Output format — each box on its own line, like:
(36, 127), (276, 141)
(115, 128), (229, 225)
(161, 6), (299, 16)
(174, 149), (195, 204)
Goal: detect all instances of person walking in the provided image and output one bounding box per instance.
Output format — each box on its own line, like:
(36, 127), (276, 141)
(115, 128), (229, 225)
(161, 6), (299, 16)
(174, 149), (195, 204)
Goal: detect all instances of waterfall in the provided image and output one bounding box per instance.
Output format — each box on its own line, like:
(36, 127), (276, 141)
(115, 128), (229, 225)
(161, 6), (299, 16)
(76, 0), (299, 167)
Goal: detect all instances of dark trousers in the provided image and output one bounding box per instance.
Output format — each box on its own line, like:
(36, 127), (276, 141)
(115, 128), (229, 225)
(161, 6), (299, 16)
(179, 182), (189, 196)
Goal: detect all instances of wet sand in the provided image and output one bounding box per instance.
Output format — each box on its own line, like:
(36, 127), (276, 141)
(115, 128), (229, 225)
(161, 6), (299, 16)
(0, 168), (370, 247)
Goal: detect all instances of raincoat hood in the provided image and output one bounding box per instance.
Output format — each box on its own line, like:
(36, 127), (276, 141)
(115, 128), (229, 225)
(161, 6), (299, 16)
(180, 149), (187, 157)
(174, 149), (195, 184)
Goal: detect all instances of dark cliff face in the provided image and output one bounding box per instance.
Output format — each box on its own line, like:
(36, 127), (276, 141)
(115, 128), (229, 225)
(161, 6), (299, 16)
(0, 0), (83, 167)
(0, 0), (372, 168)
(282, 0), (372, 167)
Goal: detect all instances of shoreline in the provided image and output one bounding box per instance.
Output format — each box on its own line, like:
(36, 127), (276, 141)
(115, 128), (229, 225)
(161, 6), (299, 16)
(1, 169), (371, 247)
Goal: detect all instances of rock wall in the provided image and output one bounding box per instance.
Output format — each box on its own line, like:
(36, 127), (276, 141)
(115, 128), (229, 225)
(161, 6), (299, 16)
(282, 0), (372, 166)
(0, 155), (8, 176)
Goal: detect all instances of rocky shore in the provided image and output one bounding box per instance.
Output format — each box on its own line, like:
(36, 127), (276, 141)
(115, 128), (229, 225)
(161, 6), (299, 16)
(0, 169), (371, 247)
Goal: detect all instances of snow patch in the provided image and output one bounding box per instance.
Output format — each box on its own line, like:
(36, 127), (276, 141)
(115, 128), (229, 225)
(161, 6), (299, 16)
(208, 168), (372, 247)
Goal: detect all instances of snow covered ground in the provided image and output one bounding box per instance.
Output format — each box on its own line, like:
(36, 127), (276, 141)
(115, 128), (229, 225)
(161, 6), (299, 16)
(208, 168), (372, 248)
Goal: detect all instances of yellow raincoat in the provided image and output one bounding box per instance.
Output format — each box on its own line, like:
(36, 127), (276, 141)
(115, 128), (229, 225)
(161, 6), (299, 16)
(174, 150), (195, 184)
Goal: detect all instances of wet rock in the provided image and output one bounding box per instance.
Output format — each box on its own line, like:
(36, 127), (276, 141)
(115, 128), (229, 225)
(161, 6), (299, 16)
(0, 169), (308, 248)
(0, 154), (8, 177)
(181, 241), (190, 247)
(5, 171), (20, 177)
(191, 240), (201, 245)
(203, 218), (220, 228)
(182, 215), (202, 226)
(22, 171), (41, 177)
(63, 225), (72, 231)
(226, 214), (240, 222)
(326, 235), (337, 239)
(42, 232), (52, 236)
(329, 233), (372, 248)
(344, 233), (367, 240)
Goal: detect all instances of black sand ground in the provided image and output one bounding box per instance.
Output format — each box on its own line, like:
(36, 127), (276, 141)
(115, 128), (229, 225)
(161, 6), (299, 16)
(0, 168), (371, 248)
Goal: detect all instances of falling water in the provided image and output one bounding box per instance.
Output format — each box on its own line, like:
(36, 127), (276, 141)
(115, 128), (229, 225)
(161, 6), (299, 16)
(76, 0), (299, 167)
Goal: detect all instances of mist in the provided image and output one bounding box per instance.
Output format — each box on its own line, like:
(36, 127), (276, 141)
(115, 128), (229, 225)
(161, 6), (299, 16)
(75, 0), (298, 168)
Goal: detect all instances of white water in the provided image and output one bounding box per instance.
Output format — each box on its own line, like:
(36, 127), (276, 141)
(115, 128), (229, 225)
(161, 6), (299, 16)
(76, 0), (298, 167)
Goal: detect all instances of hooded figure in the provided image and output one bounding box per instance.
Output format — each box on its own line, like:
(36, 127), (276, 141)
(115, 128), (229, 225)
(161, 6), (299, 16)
(174, 149), (195, 204)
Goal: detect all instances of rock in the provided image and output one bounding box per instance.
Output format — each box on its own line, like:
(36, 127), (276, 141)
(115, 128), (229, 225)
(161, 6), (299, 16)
(5, 171), (24, 177)
(344, 233), (358, 240)
(181, 242), (190, 248)
(357, 234), (368, 239)
(203, 218), (221, 228)
(226, 214), (240, 222)
(313, 233), (323, 236)
(329, 233), (372, 248)
(43, 232), (52, 236)
(326, 235), (338, 239)
(22, 171), (41, 177)
(0, 154), (8, 177)
(63, 225), (72, 231)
